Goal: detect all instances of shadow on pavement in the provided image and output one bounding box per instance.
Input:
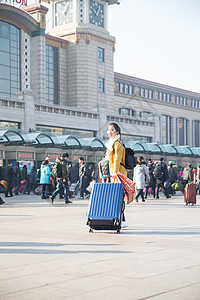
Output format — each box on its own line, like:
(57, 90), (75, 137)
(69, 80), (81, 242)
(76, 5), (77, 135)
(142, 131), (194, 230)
(0, 248), (132, 254)
(0, 242), (118, 247)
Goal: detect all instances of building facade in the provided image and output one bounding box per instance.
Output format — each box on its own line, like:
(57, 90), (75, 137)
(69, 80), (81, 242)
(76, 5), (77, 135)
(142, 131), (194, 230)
(0, 0), (200, 150)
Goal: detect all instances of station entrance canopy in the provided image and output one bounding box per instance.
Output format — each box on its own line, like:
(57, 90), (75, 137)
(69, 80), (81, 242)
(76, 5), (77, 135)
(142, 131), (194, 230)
(1, 129), (200, 157)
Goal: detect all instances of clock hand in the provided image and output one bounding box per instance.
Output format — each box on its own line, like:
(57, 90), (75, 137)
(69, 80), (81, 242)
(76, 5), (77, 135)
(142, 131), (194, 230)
(64, 4), (69, 15)
(92, 8), (97, 15)
(96, 6), (100, 16)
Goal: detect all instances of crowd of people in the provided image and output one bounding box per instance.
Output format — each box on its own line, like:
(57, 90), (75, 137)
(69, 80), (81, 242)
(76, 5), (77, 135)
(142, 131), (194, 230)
(132, 157), (199, 202)
(0, 122), (199, 211)
(0, 154), (95, 205)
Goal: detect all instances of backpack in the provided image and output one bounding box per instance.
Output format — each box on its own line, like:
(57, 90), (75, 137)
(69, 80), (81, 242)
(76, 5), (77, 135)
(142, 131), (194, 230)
(182, 167), (191, 181)
(153, 163), (163, 179)
(116, 141), (137, 170)
(52, 162), (62, 179)
(84, 164), (92, 180)
(124, 147), (137, 169)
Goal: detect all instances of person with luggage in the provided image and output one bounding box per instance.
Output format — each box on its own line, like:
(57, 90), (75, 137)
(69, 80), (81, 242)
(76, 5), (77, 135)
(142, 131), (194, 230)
(51, 158), (64, 199)
(154, 158), (171, 199)
(168, 162), (178, 195)
(98, 151), (111, 183)
(49, 153), (72, 204)
(4, 162), (14, 198)
(133, 156), (150, 202)
(13, 161), (21, 195)
(40, 160), (52, 199)
(196, 165), (200, 194)
(182, 163), (193, 188)
(78, 157), (91, 199)
(106, 123), (128, 227)
(106, 123), (127, 181)
(144, 159), (156, 199)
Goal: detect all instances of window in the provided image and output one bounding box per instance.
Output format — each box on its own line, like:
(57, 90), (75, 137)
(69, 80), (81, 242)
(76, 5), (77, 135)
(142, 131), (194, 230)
(0, 121), (20, 130)
(129, 85), (134, 95)
(140, 111), (153, 120)
(0, 21), (21, 98)
(115, 82), (134, 95)
(119, 108), (129, 117)
(119, 108), (135, 117)
(119, 83), (124, 93)
(175, 95), (187, 106)
(183, 97), (187, 106)
(149, 89), (153, 99)
(138, 87), (154, 98)
(121, 134), (152, 143)
(98, 77), (104, 92)
(193, 121), (200, 147)
(98, 47), (104, 62)
(176, 118), (189, 146)
(119, 107), (135, 117)
(167, 94), (171, 102)
(161, 115), (173, 144)
(144, 89), (149, 98)
(157, 91), (171, 102)
(46, 45), (59, 104)
(125, 84), (129, 94)
(36, 125), (95, 138)
(191, 98), (200, 108)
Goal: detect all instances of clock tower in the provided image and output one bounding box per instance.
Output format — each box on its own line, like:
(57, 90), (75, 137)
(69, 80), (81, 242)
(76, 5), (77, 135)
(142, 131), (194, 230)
(48, 0), (119, 114)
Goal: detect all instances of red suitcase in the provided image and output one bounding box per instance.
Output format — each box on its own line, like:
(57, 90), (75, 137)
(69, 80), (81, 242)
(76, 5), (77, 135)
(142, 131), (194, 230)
(184, 183), (196, 205)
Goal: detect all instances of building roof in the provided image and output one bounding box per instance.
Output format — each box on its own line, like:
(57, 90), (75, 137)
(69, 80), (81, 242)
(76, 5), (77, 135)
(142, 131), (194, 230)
(114, 72), (200, 98)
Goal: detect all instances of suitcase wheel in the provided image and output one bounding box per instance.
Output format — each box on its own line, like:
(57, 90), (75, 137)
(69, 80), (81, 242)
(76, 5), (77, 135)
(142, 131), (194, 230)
(117, 229), (120, 234)
(89, 228), (93, 233)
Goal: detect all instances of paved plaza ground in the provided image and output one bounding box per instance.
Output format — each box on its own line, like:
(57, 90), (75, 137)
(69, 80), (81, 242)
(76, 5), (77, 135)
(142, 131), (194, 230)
(0, 191), (200, 300)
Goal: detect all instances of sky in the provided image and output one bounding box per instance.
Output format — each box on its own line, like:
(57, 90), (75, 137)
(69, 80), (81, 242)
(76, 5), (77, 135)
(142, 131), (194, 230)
(108, 0), (200, 93)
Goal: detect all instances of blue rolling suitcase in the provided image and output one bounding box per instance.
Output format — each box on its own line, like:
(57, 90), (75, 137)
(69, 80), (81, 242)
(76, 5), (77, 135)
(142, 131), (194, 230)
(87, 183), (125, 233)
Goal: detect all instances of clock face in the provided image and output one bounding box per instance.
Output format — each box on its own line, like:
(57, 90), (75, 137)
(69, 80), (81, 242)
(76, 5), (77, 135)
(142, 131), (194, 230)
(89, 0), (104, 28)
(55, 0), (73, 26)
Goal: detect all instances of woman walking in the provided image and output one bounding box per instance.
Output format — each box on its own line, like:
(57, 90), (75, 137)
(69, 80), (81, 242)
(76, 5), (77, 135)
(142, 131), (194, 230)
(105, 123), (127, 227)
(133, 156), (150, 202)
(40, 160), (52, 199)
(105, 123), (127, 181)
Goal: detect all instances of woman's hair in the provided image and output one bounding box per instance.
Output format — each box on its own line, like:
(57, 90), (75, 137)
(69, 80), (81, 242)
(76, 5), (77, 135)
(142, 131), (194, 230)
(42, 160), (49, 165)
(107, 123), (121, 134)
(137, 156), (144, 165)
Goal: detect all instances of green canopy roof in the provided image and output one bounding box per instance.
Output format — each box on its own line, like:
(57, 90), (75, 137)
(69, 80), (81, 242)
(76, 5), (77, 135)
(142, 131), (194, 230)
(1, 129), (200, 157)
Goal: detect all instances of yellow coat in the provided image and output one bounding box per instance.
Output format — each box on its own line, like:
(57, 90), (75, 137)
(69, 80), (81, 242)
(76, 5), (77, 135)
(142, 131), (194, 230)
(108, 138), (127, 182)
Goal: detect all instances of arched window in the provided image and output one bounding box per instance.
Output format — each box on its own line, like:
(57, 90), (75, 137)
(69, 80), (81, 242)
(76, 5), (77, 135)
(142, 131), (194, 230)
(0, 21), (21, 98)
